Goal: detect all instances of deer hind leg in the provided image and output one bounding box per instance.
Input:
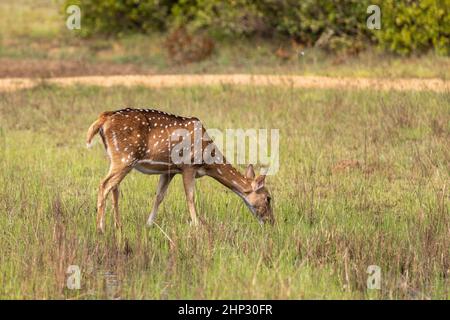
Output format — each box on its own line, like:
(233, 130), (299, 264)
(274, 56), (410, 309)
(147, 173), (175, 226)
(97, 165), (131, 233)
(182, 169), (199, 226)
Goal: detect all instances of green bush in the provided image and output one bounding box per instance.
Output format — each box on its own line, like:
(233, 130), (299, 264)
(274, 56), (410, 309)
(171, 0), (371, 51)
(375, 0), (450, 55)
(259, 0), (371, 49)
(65, 0), (175, 36)
(171, 0), (266, 37)
(64, 0), (449, 55)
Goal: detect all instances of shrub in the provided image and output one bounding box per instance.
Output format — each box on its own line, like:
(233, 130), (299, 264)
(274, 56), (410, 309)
(171, 0), (371, 51)
(374, 0), (450, 55)
(64, 0), (175, 36)
(64, 0), (449, 55)
(259, 0), (371, 50)
(170, 0), (268, 37)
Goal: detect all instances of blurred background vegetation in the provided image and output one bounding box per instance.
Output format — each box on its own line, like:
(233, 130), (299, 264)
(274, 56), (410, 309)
(0, 0), (448, 77)
(70, 0), (449, 56)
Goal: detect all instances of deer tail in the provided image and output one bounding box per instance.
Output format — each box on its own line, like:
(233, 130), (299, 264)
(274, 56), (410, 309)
(86, 111), (113, 148)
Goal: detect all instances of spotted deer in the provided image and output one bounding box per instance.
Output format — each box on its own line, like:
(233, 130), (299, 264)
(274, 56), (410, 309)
(86, 108), (274, 233)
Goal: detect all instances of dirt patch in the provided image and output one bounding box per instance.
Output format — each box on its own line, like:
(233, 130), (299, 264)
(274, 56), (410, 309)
(0, 58), (447, 92)
(0, 58), (151, 78)
(0, 74), (448, 93)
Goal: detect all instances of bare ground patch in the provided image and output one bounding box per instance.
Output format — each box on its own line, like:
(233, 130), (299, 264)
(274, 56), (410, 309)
(0, 58), (152, 78)
(0, 74), (448, 92)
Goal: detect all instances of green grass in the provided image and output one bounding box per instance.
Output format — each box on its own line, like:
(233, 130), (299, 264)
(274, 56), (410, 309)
(1, 1), (450, 78)
(0, 84), (448, 299)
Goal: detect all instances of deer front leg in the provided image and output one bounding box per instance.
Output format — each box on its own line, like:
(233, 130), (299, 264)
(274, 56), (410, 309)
(111, 186), (121, 230)
(182, 168), (199, 226)
(147, 173), (175, 226)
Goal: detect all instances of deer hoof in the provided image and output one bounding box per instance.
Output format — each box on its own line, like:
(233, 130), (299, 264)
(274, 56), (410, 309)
(189, 219), (199, 227)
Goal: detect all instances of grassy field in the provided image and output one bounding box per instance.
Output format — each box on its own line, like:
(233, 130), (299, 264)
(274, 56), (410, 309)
(1, 0), (450, 78)
(0, 84), (448, 299)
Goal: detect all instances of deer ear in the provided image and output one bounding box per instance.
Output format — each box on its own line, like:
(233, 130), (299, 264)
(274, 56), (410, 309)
(251, 175), (266, 192)
(245, 164), (255, 179)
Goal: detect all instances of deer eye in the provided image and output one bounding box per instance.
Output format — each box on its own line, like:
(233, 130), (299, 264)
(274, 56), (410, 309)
(266, 196), (271, 204)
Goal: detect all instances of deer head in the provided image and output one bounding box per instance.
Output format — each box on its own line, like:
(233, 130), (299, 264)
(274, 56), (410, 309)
(241, 165), (274, 225)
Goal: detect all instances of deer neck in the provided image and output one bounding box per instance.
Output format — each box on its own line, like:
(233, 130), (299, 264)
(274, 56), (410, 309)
(207, 163), (252, 198)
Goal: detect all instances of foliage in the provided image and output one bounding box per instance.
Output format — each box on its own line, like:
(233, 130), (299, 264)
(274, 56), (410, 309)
(65, 0), (175, 36)
(64, 0), (450, 55)
(374, 0), (450, 55)
(258, 0), (371, 51)
(171, 0), (266, 37)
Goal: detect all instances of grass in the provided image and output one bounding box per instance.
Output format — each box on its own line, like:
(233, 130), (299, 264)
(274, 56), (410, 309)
(1, 1), (450, 78)
(0, 84), (448, 299)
